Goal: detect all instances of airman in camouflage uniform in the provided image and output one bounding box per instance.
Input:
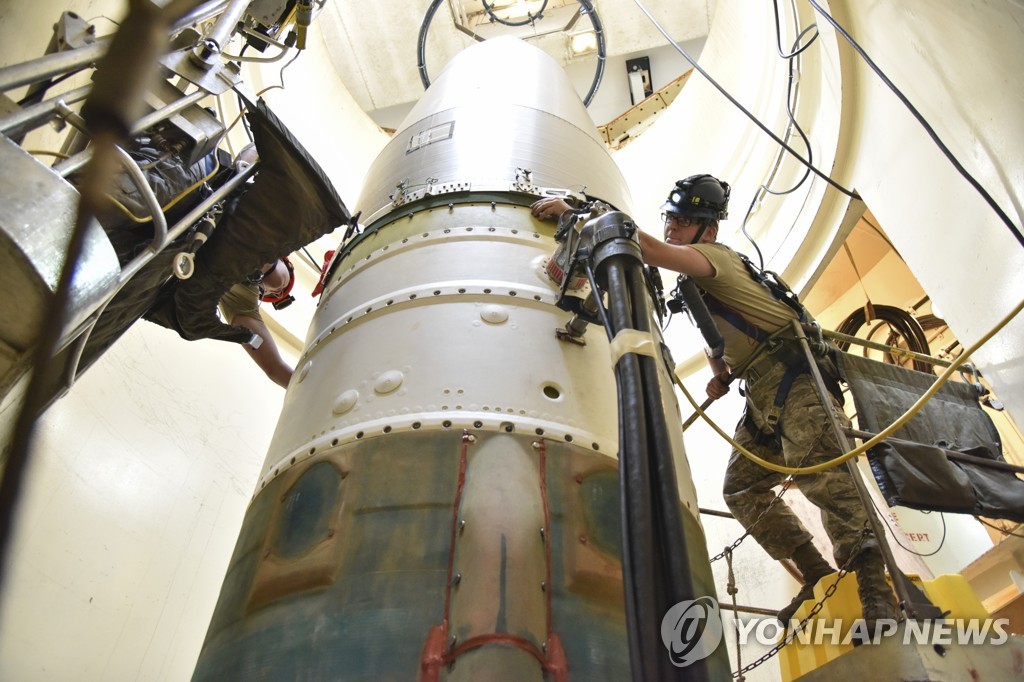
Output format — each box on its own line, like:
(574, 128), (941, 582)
(725, 358), (873, 566)
(634, 174), (898, 629)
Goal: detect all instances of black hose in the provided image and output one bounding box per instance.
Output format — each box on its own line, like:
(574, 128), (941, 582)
(676, 276), (724, 359)
(604, 258), (662, 681)
(581, 211), (709, 678)
(416, 0), (444, 91)
(628, 266), (687, 579)
(628, 263), (706, 680)
(602, 255), (709, 680)
(578, 0), (606, 108)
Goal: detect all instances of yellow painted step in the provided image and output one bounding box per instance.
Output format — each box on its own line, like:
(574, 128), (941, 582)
(778, 572), (990, 681)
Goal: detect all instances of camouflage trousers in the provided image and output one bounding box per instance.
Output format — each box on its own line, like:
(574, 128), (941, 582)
(722, 356), (877, 566)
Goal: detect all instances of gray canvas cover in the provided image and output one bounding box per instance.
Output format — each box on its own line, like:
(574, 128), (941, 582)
(836, 352), (1024, 522)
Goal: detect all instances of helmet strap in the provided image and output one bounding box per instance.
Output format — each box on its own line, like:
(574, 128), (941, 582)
(691, 221), (710, 245)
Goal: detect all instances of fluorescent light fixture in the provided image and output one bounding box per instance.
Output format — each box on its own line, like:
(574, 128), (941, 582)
(568, 29), (597, 56)
(497, 0), (546, 20)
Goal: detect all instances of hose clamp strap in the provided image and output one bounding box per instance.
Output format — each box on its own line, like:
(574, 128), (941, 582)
(609, 329), (657, 365)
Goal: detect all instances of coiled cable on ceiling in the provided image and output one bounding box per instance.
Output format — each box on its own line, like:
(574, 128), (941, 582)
(481, 0), (547, 27)
(834, 304), (933, 373)
(417, 0), (606, 107)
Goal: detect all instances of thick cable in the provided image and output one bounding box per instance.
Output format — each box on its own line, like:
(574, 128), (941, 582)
(481, 0), (547, 27)
(417, 0), (605, 107)
(627, 270), (678, 548)
(673, 297), (1024, 475)
(632, 0), (859, 199)
(604, 255), (710, 679)
(604, 258), (662, 681)
(807, 0), (1024, 249)
(577, 0), (606, 107)
(628, 264), (696, 613)
(835, 304), (931, 373)
(416, 0), (445, 90)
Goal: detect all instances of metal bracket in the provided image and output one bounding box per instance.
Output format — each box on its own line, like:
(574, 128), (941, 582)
(52, 11), (99, 52)
(555, 328), (587, 346)
(389, 179), (413, 207)
(513, 167), (535, 192)
(161, 47), (243, 96)
(424, 179), (471, 196)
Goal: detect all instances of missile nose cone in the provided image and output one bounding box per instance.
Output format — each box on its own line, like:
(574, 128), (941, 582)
(403, 36), (601, 144)
(357, 36), (631, 223)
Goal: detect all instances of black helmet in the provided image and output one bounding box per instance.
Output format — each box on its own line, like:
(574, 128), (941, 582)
(660, 174), (730, 220)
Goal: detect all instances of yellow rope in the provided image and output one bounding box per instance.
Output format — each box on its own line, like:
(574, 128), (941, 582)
(27, 149), (70, 160)
(674, 296), (1024, 475)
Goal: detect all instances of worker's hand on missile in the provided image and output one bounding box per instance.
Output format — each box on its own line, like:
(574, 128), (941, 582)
(530, 196), (573, 221)
(706, 370), (731, 400)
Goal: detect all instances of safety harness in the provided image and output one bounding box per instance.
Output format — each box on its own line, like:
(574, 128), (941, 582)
(676, 250), (830, 435)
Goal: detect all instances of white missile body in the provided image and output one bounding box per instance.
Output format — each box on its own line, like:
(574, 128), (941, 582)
(194, 37), (724, 680)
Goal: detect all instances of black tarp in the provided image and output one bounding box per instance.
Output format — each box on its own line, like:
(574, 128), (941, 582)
(837, 351), (1024, 523)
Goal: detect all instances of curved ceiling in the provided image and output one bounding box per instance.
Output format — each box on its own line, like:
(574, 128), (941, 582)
(313, 0), (714, 127)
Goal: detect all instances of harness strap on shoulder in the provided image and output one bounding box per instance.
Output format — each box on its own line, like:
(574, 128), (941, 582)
(736, 252), (808, 323)
(704, 295), (771, 343)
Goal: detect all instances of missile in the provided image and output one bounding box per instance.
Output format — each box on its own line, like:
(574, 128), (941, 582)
(194, 37), (727, 680)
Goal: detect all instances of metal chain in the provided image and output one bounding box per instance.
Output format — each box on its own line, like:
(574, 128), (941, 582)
(730, 529), (870, 678)
(710, 477), (795, 563)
